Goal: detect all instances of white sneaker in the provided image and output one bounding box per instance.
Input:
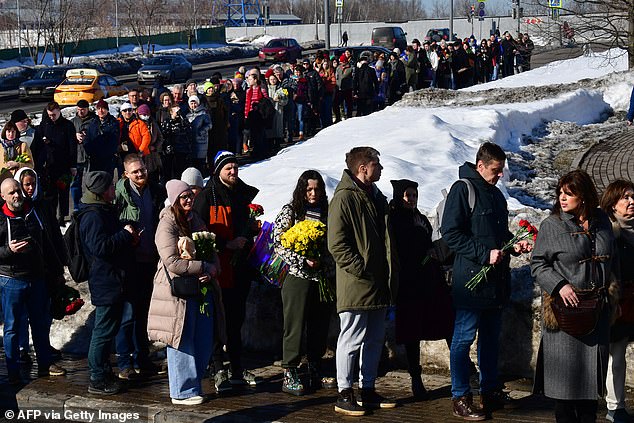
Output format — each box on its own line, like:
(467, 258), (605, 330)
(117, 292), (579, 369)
(171, 395), (206, 405)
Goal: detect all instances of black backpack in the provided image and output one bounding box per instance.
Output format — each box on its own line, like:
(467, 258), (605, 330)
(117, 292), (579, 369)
(63, 207), (94, 283)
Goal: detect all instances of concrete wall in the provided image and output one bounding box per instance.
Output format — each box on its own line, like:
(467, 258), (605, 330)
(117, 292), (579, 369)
(226, 14), (621, 47)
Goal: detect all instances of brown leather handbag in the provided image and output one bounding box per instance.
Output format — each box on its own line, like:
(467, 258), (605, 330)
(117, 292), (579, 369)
(549, 226), (608, 338)
(551, 288), (605, 337)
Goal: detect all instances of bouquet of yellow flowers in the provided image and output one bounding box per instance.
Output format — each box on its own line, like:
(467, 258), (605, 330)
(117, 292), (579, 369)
(281, 220), (335, 302)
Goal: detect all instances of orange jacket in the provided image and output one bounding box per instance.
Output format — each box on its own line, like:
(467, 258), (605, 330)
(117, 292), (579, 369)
(118, 117), (151, 156)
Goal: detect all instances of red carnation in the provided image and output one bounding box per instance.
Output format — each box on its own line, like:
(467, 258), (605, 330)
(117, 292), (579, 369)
(519, 219), (530, 228)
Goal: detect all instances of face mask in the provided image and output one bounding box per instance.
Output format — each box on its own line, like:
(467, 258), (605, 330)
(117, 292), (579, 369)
(139, 115), (150, 121)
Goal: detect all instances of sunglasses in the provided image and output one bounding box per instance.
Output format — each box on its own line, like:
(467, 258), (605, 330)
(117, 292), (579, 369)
(121, 109), (133, 112)
(179, 193), (194, 201)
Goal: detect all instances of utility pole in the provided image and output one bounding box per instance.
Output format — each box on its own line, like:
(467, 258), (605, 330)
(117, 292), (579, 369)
(314, 0), (318, 40)
(449, 0), (454, 41)
(324, 0), (330, 50)
(16, 0), (21, 61)
(115, 0), (119, 52)
(517, 0), (521, 36)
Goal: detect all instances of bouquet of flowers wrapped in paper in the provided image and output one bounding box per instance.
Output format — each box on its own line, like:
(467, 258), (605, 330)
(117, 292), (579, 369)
(281, 220), (335, 302)
(465, 219), (538, 291)
(178, 231), (217, 315)
(274, 88), (289, 107)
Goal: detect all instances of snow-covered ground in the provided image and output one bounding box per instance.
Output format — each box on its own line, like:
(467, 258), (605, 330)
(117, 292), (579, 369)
(38, 47), (633, 354)
(240, 48), (631, 222)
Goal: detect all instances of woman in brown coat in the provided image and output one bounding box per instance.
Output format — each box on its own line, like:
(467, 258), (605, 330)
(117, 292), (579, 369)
(147, 179), (219, 405)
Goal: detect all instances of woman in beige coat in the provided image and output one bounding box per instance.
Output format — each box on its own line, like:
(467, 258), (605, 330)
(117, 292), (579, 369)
(147, 179), (219, 405)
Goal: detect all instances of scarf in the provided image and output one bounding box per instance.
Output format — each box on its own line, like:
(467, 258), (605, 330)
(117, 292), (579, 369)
(614, 214), (634, 247)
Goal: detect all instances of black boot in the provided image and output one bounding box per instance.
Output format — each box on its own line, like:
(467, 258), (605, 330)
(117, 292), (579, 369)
(409, 365), (428, 400)
(282, 368), (304, 396)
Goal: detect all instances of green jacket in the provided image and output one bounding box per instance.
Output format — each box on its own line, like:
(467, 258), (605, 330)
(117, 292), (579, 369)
(327, 170), (398, 313)
(115, 178), (166, 225)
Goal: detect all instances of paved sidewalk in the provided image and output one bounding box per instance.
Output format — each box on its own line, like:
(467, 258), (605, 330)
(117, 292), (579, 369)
(3, 353), (633, 423)
(576, 127), (634, 192)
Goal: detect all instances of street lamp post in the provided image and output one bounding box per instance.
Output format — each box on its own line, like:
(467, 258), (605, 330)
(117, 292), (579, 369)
(115, 0), (119, 52)
(324, 0), (330, 50)
(314, 0), (318, 40)
(449, 0), (454, 42)
(16, 0), (21, 61)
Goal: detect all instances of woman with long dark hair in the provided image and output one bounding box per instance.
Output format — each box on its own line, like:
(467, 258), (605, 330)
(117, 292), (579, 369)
(600, 179), (634, 423)
(274, 170), (335, 396)
(147, 179), (220, 405)
(531, 169), (618, 422)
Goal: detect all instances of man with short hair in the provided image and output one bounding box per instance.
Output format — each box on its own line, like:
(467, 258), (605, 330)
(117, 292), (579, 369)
(185, 79), (198, 100)
(70, 99), (96, 212)
(441, 142), (530, 421)
(80, 171), (136, 395)
(328, 147), (397, 416)
(114, 155), (166, 379)
(127, 88), (142, 111)
(171, 84), (189, 116)
(31, 101), (77, 226)
(0, 178), (66, 384)
(84, 100), (120, 176)
(193, 150), (261, 392)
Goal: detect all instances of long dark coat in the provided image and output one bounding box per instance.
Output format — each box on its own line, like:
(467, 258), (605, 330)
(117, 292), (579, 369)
(530, 210), (617, 400)
(389, 204), (453, 343)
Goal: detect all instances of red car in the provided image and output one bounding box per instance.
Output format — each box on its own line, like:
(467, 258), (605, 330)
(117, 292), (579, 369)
(258, 38), (303, 64)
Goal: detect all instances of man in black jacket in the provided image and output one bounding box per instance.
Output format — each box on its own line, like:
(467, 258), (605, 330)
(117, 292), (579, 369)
(0, 178), (66, 384)
(84, 99), (120, 176)
(79, 171), (136, 395)
(31, 101), (77, 226)
(193, 151), (261, 392)
(441, 142), (530, 420)
(70, 99), (96, 212)
(354, 52), (378, 117)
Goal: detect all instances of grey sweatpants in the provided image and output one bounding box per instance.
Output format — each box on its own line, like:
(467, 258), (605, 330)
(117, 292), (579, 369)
(336, 308), (387, 391)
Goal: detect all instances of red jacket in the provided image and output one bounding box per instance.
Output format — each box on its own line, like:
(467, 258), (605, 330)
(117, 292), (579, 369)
(244, 85), (268, 119)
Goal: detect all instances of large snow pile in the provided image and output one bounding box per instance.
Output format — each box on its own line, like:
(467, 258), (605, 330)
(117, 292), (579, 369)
(240, 48), (631, 222)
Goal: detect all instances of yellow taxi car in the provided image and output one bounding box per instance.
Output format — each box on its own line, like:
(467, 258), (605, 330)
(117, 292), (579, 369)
(53, 68), (129, 106)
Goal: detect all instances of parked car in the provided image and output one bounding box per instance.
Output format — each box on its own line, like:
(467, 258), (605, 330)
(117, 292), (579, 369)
(425, 28), (458, 43)
(18, 67), (70, 102)
(329, 46), (391, 64)
(371, 26), (407, 51)
(137, 55), (193, 85)
(54, 69), (128, 106)
(258, 38), (303, 64)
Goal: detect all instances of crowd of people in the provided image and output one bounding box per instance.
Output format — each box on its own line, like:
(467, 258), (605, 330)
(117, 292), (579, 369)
(0, 30), (632, 423)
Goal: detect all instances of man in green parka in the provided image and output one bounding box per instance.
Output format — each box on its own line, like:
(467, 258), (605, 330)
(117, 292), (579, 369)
(328, 146), (397, 416)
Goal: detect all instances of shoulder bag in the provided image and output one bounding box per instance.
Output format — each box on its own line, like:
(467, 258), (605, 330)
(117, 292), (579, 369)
(549, 226), (607, 337)
(163, 264), (200, 299)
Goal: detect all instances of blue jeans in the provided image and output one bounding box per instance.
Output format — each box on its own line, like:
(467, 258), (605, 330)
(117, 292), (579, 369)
(450, 308), (502, 398)
(70, 164), (84, 212)
(88, 303), (122, 382)
(295, 103), (305, 134)
(0, 276), (52, 377)
(167, 294), (213, 400)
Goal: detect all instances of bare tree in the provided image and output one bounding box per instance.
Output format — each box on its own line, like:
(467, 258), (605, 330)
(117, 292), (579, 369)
(122, 0), (166, 54)
(524, 0), (633, 68)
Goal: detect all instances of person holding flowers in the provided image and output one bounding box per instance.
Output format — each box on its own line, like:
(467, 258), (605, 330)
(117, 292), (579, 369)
(147, 179), (220, 405)
(531, 170), (618, 423)
(273, 170), (335, 397)
(193, 150), (261, 392)
(441, 142), (531, 421)
(0, 121), (33, 179)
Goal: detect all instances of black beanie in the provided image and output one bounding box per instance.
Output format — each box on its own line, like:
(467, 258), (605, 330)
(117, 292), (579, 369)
(84, 171), (112, 195)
